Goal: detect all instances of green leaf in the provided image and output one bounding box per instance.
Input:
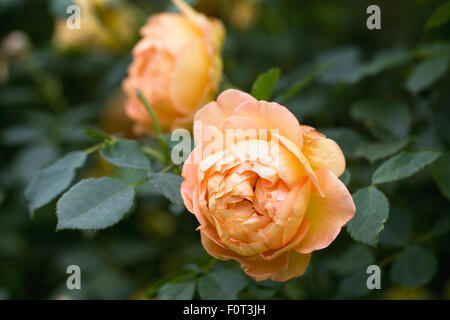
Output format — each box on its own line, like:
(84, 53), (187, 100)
(351, 100), (410, 140)
(354, 139), (409, 164)
(347, 186), (390, 247)
(379, 210), (412, 247)
(56, 177), (135, 230)
(100, 139), (150, 170)
(146, 266), (202, 298)
(198, 270), (247, 300)
(248, 284), (276, 299)
(355, 48), (412, 80)
(148, 172), (184, 205)
(25, 151), (87, 215)
(284, 91), (325, 119)
(251, 68), (281, 101)
(390, 245), (438, 288)
(277, 65), (327, 102)
(335, 269), (371, 299)
(316, 47), (361, 84)
(329, 244), (375, 276)
(432, 152), (450, 200)
(426, 1), (450, 29)
(1, 125), (46, 145)
(157, 280), (196, 300)
(432, 214), (450, 236)
(13, 144), (61, 185)
(405, 54), (449, 94)
(415, 42), (450, 58)
(372, 151), (441, 184)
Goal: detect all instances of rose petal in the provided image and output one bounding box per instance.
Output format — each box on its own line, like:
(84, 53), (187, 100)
(141, 13), (201, 55)
(274, 133), (324, 196)
(233, 100), (303, 148)
(261, 217), (310, 260)
(217, 89), (256, 113)
(171, 38), (210, 115)
(243, 254), (290, 281)
(296, 169), (356, 254)
(301, 125), (346, 177)
(263, 181), (310, 250)
(272, 142), (307, 188)
(193, 89), (255, 146)
(282, 180), (311, 245)
(271, 251), (311, 282)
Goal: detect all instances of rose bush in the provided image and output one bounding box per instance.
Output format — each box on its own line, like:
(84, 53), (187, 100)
(181, 89), (356, 281)
(122, 0), (225, 134)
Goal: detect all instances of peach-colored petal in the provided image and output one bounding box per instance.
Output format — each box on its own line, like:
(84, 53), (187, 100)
(271, 251), (311, 282)
(296, 169), (356, 254)
(233, 100), (303, 148)
(274, 133), (324, 196)
(170, 38), (210, 115)
(272, 142), (307, 189)
(122, 0), (224, 135)
(180, 182), (194, 213)
(141, 13), (200, 55)
(200, 126), (225, 159)
(192, 188), (211, 228)
(220, 116), (266, 145)
(261, 217), (310, 260)
(202, 226), (309, 282)
(193, 89), (256, 145)
(301, 125), (346, 177)
(201, 230), (244, 262)
(281, 180), (311, 245)
(241, 253), (290, 281)
(172, 0), (205, 31)
(216, 89), (256, 112)
(181, 145), (202, 184)
(263, 181), (310, 250)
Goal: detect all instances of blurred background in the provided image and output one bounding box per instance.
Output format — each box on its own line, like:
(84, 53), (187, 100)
(0, 0), (449, 299)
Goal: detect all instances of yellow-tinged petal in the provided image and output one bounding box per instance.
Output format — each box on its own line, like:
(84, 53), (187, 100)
(242, 253), (290, 281)
(282, 180), (311, 245)
(296, 169), (356, 254)
(140, 13), (201, 55)
(301, 125), (346, 177)
(261, 217), (310, 260)
(274, 133), (324, 196)
(272, 142), (307, 188)
(271, 251), (311, 282)
(201, 231), (245, 261)
(170, 38), (210, 114)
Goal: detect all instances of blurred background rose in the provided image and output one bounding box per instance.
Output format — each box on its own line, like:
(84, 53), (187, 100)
(122, 0), (225, 135)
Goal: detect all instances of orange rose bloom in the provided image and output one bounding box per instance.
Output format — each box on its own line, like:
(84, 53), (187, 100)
(181, 89), (356, 281)
(122, 0), (225, 134)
